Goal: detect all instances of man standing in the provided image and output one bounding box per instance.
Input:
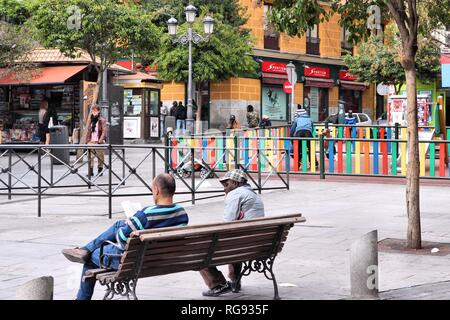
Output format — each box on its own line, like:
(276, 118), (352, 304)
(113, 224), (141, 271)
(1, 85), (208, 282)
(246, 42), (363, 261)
(62, 174), (188, 300)
(290, 109), (318, 169)
(86, 105), (108, 177)
(199, 169), (265, 297)
(175, 101), (187, 133)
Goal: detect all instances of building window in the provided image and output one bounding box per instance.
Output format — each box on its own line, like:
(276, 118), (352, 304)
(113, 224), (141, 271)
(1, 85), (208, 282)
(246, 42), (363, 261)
(264, 4), (280, 51)
(306, 24), (320, 55)
(341, 28), (353, 56)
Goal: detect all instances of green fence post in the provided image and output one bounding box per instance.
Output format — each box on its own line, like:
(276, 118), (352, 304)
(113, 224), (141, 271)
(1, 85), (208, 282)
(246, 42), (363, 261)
(319, 134), (325, 179)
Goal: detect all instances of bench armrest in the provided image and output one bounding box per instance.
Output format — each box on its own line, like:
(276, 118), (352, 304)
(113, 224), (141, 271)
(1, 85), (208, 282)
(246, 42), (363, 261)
(99, 240), (124, 269)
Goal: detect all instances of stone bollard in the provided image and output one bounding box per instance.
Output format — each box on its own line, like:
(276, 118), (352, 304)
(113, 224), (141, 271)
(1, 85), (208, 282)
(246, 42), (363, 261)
(16, 276), (54, 300)
(350, 230), (379, 299)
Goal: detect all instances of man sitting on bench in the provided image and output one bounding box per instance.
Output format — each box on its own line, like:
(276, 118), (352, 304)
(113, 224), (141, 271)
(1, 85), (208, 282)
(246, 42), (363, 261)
(62, 173), (189, 300)
(199, 169), (265, 297)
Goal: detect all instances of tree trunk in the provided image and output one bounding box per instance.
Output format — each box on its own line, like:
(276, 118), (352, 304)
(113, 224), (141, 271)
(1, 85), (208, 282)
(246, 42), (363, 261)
(404, 64), (421, 249)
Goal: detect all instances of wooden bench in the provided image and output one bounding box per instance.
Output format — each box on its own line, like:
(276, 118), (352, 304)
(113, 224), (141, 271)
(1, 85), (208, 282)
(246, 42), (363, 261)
(84, 213), (306, 300)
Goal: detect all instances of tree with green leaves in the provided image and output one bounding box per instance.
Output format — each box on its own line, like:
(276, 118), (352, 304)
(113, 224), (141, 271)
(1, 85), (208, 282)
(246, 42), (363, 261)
(142, 0), (258, 132)
(30, 0), (161, 143)
(343, 31), (441, 95)
(0, 0), (38, 80)
(268, 0), (450, 249)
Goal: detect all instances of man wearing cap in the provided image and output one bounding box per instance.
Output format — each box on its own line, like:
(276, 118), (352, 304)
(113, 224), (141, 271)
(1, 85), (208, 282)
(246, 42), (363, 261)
(199, 169), (265, 297)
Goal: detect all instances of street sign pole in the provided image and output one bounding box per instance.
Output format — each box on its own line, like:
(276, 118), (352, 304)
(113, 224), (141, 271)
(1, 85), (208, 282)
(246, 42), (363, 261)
(286, 62), (297, 123)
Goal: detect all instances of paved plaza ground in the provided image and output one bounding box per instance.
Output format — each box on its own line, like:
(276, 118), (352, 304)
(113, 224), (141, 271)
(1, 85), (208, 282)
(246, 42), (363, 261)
(1, 155), (450, 300)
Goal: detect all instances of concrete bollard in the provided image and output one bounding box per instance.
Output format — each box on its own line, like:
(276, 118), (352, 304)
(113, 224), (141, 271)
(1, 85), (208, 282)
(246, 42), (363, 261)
(350, 230), (379, 299)
(16, 276), (54, 300)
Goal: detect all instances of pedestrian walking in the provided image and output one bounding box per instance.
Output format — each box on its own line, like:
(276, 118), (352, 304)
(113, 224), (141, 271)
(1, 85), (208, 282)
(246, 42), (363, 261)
(86, 104), (108, 177)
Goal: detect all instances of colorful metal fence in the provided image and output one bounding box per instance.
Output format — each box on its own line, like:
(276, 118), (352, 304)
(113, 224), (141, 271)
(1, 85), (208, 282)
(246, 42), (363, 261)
(168, 126), (450, 180)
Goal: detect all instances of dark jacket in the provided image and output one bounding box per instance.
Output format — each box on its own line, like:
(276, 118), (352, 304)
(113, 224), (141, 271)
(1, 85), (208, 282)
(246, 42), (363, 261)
(175, 104), (187, 120)
(86, 116), (108, 143)
(290, 113), (313, 136)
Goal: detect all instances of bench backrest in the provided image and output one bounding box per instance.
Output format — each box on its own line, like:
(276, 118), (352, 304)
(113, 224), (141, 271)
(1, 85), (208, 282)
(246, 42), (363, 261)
(114, 214), (305, 281)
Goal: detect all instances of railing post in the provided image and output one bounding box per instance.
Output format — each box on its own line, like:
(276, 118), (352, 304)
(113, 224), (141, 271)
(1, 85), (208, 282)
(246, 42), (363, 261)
(257, 149), (262, 194)
(234, 135), (239, 169)
(319, 134), (325, 180)
(108, 144), (113, 219)
(122, 148), (126, 186)
(286, 148), (290, 190)
(152, 147), (156, 181)
(37, 147), (42, 218)
(87, 146), (92, 189)
(8, 148), (12, 200)
(191, 147), (195, 204)
(164, 134), (169, 174)
(50, 151), (54, 186)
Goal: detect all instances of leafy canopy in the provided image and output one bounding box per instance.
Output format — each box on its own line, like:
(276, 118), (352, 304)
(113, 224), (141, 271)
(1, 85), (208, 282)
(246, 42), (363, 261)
(31, 0), (161, 71)
(142, 0), (257, 82)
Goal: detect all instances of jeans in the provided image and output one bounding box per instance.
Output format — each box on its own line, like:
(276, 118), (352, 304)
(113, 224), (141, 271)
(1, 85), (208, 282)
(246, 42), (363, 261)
(176, 119), (186, 133)
(76, 220), (125, 300)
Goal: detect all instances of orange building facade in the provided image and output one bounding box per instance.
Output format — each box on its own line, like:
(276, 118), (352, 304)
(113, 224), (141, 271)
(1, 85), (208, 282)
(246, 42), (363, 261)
(161, 1), (377, 130)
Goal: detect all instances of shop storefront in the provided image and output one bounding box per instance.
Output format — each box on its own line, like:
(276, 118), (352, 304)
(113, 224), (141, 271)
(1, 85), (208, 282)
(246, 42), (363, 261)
(261, 61), (289, 123)
(114, 72), (163, 141)
(337, 70), (368, 113)
(0, 65), (88, 144)
(302, 66), (334, 122)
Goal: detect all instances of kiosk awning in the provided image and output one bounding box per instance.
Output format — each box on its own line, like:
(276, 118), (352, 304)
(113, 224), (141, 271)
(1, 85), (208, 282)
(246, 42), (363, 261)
(0, 65), (87, 85)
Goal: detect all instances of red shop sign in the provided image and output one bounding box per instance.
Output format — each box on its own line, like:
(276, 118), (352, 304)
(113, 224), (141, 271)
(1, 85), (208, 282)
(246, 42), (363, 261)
(304, 66), (330, 79)
(262, 61), (287, 74)
(339, 70), (358, 81)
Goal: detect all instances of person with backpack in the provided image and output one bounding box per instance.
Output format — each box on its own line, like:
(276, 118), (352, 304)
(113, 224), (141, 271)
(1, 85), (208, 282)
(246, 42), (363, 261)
(290, 109), (318, 169)
(246, 105), (259, 128)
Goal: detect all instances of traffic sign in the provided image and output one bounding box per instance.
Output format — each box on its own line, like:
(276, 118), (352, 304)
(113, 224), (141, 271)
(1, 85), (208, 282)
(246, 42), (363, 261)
(283, 81), (293, 94)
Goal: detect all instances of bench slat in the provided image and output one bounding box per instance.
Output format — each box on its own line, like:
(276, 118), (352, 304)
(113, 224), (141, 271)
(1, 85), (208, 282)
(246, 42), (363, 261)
(120, 229), (289, 268)
(138, 216), (304, 242)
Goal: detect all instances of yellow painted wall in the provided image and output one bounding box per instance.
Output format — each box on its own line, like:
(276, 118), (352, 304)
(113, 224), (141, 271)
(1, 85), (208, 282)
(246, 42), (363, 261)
(329, 86), (339, 109)
(211, 77), (261, 101)
(319, 8), (341, 58)
(240, 0), (264, 49)
(161, 81), (185, 102)
(280, 33), (306, 54)
(362, 84), (376, 119)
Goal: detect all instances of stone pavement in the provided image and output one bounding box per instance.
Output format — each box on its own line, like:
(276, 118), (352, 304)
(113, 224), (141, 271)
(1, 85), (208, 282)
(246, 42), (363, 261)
(1, 174), (450, 300)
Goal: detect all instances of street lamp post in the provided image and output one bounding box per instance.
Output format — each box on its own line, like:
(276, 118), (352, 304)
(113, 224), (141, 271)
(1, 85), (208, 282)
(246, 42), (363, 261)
(167, 5), (214, 134)
(286, 61), (297, 123)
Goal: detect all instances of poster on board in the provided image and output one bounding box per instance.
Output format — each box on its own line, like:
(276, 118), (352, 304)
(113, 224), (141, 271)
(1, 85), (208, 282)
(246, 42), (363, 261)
(123, 117), (141, 139)
(262, 86), (287, 121)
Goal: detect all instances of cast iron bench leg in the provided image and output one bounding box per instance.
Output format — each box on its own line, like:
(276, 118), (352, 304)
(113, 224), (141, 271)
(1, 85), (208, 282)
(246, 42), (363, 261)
(237, 258), (281, 300)
(101, 279), (138, 300)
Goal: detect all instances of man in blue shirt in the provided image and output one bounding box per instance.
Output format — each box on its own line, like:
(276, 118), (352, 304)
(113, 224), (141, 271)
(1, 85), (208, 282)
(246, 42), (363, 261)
(62, 173), (188, 300)
(290, 109), (318, 169)
(345, 109), (356, 125)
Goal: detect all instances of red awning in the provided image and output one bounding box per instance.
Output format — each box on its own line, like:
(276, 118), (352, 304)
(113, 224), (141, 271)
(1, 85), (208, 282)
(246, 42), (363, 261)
(262, 72), (288, 85)
(303, 76), (335, 88)
(339, 80), (368, 91)
(0, 65), (87, 85)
